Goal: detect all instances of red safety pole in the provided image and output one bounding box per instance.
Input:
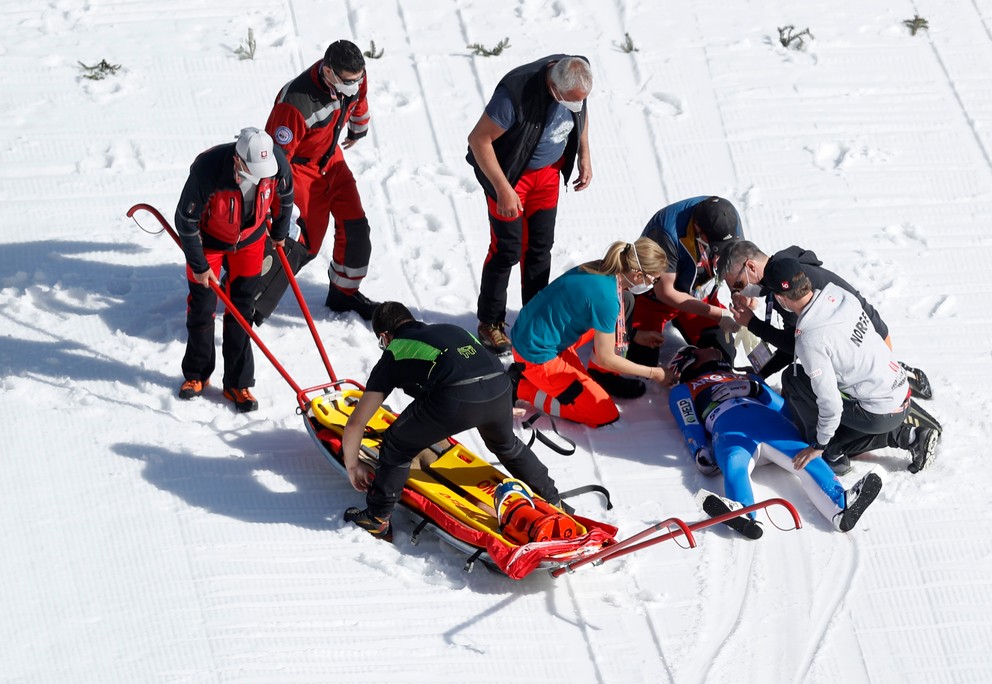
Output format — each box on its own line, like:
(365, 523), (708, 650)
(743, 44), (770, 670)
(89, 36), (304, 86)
(126, 203), (304, 395)
(551, 516), (697, 578)
(551, 497), (802, 578)
(273, 244), (337, 383)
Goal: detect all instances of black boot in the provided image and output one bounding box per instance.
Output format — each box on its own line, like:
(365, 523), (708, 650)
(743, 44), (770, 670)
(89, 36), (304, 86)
(588, 368), (646, 399)
(326, 287), (379, 321)
(907, 427), (940, 474)
(344, 507), (393, 541)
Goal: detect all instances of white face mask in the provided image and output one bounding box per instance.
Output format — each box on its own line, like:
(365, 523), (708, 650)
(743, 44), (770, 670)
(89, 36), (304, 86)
(626, 279), (653, 295)
(235, 158), (261, 185)
(334, 80), (360, 97)
(326, 66), (363, 97)
(238, 169), (261, 185)
(623, 248), (654, 295)
(550, 81), (584, 113)
(622, 269), (653, 295)
(623, 246), (655, 295)
(729, 262), (763, 298)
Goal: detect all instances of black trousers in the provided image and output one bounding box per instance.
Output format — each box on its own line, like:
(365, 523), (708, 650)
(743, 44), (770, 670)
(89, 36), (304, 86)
(366, 374), (559, 519)
(182, 268), (258, 390)
(781, 365), (908, 456)
(249, 236), (314, 325)
(477, 206), (557, 324)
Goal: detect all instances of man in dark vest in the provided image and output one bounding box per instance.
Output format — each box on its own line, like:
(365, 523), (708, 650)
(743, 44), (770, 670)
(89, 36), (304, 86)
(466, 55), (593, 355)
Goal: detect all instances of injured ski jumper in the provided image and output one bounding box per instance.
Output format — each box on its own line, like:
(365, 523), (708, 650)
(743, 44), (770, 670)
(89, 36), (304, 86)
(668, 345), (881, 533)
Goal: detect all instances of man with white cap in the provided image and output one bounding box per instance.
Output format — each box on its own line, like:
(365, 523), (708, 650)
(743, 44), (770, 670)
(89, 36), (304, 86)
(174, 127), (294, 412)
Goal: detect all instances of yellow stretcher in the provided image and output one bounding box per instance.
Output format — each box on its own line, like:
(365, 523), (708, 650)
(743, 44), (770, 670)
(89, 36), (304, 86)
(309, 389), (590, 542)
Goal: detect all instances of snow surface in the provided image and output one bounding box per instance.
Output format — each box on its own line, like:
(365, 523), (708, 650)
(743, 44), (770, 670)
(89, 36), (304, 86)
(2, 0), (991, 682)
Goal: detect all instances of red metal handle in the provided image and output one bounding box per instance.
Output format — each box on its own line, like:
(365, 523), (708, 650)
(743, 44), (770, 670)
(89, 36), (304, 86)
(551, 496), (802, 578)
(126, 203), (304, 395)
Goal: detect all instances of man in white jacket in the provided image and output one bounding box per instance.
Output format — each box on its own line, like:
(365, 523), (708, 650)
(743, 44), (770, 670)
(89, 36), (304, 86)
(764, 258), (939, 474)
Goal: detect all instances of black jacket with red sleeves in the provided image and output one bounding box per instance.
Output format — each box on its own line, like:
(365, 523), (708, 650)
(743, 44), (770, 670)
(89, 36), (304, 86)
(175, 143), (294, 274)
(466, 54), (588, 199)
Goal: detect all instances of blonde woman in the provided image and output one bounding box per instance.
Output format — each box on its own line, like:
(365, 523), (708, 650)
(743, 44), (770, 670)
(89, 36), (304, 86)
(511, 238), (673, 427)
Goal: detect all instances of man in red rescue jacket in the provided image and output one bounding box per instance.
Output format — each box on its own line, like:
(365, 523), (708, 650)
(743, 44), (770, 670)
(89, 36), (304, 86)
(264, 39), (378, 320)
(175, 127), (294, 412)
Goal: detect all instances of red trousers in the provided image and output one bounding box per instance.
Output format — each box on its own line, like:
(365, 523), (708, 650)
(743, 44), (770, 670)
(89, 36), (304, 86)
(292, 146), (371, 293)
(513, 330), (620, 428)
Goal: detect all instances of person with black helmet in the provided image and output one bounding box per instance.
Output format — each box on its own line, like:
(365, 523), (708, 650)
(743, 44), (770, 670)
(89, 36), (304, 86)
(340, 302), (561, 540)
(667, 344), (883, 536)
(624, 196), (745, 370)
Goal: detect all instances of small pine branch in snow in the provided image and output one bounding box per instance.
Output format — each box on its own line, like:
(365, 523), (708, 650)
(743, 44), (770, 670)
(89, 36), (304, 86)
(468, 37), (510, 57)
(616, 32), (639, 53)
(777, 25), (814, 50)
(233, 29), (257, 60)
(363, 40), (384, 59)
(904, 15), (929, 36)
(77, 59), (122, 80)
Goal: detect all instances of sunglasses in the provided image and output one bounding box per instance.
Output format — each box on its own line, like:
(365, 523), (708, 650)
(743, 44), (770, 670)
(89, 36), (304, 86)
(323, 62), (365, 86)
(333, 68), (365, 86)
(728, 261), (748, 291)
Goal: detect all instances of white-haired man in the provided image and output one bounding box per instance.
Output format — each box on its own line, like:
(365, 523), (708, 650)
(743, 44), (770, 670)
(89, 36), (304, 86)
(467, 55), (594, 355)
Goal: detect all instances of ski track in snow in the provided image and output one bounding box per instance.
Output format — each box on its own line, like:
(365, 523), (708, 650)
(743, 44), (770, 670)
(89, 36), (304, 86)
(3, 0), (992, 681)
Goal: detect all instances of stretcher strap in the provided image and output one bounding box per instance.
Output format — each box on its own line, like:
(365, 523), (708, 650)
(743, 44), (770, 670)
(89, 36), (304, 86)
(558, 484), (613, 511)
(522, 411), (576, 456)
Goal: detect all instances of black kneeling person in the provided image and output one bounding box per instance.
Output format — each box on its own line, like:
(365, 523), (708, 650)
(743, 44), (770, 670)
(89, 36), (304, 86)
(341, 302), (561, 539)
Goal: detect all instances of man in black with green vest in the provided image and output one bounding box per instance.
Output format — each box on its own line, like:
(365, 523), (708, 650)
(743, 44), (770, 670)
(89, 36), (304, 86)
(342, 302), (561, 539)
(467, 55), (593, 355)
